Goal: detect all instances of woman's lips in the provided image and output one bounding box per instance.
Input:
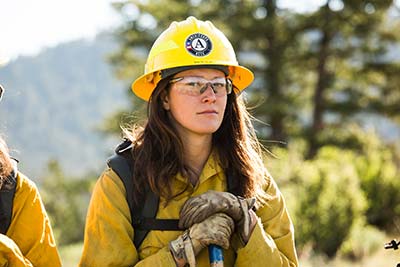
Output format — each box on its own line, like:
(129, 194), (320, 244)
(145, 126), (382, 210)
(197, 110), (218, 114)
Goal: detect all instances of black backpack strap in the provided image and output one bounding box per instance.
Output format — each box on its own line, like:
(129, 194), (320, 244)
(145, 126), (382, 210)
(132, 188), (180, 247)
(134, 187), (180, 230)
(0, 160), (18, 234)
(107, 139), (180, 249)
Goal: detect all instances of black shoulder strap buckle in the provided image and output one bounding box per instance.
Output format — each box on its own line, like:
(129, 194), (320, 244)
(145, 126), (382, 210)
(115, 138), (133, 154)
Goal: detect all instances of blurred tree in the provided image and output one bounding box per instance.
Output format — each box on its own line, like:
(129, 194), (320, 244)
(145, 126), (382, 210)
(40, 159), (95, 245)
(295, 0), (400, 158)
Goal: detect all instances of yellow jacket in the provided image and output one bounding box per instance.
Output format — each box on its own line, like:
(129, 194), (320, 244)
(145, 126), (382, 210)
(0, 172), (61, 267)
(80, 152), (298, 267)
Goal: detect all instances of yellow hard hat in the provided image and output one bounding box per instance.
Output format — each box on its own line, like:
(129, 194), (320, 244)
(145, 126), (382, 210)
(132, 16), (254, 101)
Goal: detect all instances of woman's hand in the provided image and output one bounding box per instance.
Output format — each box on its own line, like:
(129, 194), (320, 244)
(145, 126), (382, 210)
(179, 190), (256, 244)
(169, 213), (234, 267)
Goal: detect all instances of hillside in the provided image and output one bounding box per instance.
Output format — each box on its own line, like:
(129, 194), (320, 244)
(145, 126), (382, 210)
(0, 33), (129, 178)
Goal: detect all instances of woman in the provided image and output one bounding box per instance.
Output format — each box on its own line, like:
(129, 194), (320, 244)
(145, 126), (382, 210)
(0, 85), (62, 266)
(80, 17), (298, 267)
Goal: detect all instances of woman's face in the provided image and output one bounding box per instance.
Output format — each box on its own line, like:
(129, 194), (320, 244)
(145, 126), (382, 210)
(162, 68), (229, 138)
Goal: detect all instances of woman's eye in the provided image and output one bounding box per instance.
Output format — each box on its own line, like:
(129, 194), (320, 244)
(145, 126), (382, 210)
(187, 82), (201, 87)
(213, 83), (225, 88)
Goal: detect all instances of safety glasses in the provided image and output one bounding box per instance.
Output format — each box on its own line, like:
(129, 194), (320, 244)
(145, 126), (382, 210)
(169, 76), (233, 97)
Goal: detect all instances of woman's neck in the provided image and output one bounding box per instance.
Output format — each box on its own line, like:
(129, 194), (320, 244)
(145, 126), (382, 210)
(180, 133), (212, 185)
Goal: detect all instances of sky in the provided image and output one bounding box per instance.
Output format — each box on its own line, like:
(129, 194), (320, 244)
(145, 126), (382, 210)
(0, 0), (325, 66)
(0, 0), (122, 65)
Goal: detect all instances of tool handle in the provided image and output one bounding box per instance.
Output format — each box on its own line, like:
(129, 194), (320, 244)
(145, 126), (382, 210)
(208, 245), (223, 267)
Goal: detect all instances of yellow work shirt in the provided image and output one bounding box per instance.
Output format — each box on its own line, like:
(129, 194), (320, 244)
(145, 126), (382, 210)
(0, 172), (61, 267)
(80, 152), (298, 267)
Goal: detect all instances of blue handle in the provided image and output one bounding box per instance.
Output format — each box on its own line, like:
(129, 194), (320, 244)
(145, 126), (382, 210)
(208, 245), (223, 267)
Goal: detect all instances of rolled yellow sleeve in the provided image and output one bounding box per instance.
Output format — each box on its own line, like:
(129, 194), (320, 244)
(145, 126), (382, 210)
(79, 168), (178, 267)
(2, 173), (61, 267)
(0, 234), (33, 267)
(235, 178), (298, 267)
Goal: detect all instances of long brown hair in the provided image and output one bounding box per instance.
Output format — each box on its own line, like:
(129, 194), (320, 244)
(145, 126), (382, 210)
(123, 78), (269, 204)
(0, 136), (13, 189)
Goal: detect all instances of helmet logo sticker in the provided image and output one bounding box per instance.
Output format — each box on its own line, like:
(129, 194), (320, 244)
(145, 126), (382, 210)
(185, 33), (212, 57)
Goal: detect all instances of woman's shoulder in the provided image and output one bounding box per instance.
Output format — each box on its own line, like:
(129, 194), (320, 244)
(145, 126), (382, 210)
(100, 167), (124, 184)
(12, 172), (43, 210)
(15, 172), (38, 193)
(93, 167), (127, 196)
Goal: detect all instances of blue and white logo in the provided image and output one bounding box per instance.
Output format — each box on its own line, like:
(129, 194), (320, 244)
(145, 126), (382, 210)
(185, 33), (212, 57)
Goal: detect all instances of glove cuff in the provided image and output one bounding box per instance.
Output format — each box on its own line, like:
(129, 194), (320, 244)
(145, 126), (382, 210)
(169, 230), (196, 267)
(237, 196), (256, 243)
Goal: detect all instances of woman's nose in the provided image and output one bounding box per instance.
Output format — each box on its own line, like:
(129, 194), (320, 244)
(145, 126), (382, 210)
(201, 85), (217, 102)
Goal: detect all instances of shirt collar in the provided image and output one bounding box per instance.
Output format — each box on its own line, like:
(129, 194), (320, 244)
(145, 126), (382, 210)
(174, 149), (224, 185)
(198, 149), (224, 184)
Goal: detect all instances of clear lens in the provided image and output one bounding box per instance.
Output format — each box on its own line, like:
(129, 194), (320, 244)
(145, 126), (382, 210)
(170, 76), (231, 96)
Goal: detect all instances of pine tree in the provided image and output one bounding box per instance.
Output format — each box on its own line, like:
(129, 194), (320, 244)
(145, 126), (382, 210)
(295, 0), (400, 158)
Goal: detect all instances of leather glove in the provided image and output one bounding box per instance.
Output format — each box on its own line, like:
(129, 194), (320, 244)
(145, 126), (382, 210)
(179, 190), (256, 243)
(169, 213), (234, 267)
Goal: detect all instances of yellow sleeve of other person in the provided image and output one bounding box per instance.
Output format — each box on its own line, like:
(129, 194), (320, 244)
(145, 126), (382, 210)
(0, 172), (62, 267)
(79, 152), (298, 267)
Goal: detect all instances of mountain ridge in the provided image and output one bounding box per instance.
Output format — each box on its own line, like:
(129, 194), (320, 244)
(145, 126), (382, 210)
(0, 33), (129, 179)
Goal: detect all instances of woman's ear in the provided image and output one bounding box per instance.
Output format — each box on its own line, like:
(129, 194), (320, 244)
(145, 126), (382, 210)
(161, 91), (170, 110)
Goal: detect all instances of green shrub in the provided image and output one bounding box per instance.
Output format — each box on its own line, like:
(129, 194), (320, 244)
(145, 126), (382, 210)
(269, 145), (367, 258)
(40, 160), (95, 245)
(355, 136), (400, 230)
(338, 220), (386, 261)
